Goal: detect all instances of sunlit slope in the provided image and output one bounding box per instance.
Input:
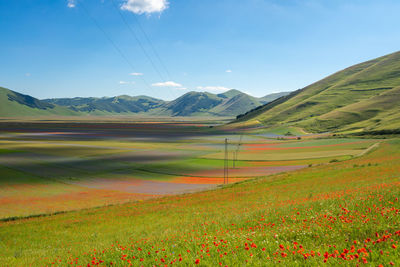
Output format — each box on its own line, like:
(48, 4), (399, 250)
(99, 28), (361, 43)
(44, 89), (290, 117)
(44, 95), (164, 115)
(259, 91), (291, 104)
(314, 85), (400, 132)
(234, 51), (400, 133)
(2, 85), (290, 118)
(151, 90), (286, 117)
(0, 87), (78, 116)
(209, 93), (262, 116)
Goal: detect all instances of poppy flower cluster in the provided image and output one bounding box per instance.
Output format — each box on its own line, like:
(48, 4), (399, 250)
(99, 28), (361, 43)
(47, 143), (400, 266)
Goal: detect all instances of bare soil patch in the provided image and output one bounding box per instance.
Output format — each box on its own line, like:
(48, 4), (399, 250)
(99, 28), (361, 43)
(68, 178), (217, 195)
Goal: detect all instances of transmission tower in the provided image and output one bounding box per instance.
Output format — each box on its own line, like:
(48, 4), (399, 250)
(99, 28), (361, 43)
(233, 135), (243, 169)
(224, 138), (228, 184)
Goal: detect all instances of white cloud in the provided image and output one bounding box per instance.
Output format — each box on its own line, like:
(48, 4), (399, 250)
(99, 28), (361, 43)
(129, 72), (143, 76)
(67, 0), (76, 8)
(226, 69), (232, 73)
(196, 86), (230, 92)
(121, 0), (169, 15)
(25, 73), (31, 77)
(119, 81), (135, 85)
(152, 81), (182, 87)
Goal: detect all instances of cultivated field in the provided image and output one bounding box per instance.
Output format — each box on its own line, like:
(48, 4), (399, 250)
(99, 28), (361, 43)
(0, 121), (378, 219)
(0, 120), (398, 266)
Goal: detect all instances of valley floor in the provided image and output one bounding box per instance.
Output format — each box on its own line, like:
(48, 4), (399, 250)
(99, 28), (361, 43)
(0, 120), (398, 265)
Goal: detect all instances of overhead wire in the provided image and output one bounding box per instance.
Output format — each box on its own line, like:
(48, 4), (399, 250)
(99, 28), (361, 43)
(110, 0), (166, 82)
(131, 14), (173, 81)
(110, 0), (178, 100)
(78, 0), (159, 96)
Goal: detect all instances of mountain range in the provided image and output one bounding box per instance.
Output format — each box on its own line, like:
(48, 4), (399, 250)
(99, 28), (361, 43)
(3, 50), (400, 134)
(233, 51), (400, 133)
(0, 87), (289, 117)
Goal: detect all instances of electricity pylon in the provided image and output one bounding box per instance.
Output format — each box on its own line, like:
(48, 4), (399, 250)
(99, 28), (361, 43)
(224, 138), (228, 184)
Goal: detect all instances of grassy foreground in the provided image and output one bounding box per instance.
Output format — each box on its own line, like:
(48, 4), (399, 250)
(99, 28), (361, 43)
(0, 139), (399, 266)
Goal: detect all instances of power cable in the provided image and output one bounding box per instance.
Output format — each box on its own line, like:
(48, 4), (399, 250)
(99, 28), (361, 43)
(131, 14), (173, 81)
(78, 1), (158, 96)
(110, 0), (178, 100)
(110, 0), (166, 81)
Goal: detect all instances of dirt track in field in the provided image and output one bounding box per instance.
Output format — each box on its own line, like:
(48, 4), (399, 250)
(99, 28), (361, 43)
(67, 178), (218, 195)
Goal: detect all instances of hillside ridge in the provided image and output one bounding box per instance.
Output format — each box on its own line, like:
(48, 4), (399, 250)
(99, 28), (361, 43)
(233, 51), (400, 133)
(0, 86), (289, 117)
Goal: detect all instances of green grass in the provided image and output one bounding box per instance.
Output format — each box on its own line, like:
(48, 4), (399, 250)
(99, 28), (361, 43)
(0, 139), (399, 266)
(274, 138), (373, 147)
(0, 165), (44, 185)
(233, 51), (400, 134)
(0, 87), (79, 117)
(204, 139), (378, 161)
(257, 125), (307, 136)
(0, 148), (20, 155)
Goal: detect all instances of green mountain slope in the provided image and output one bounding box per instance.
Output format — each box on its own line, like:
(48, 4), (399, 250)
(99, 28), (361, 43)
(158, 91), (223, 116)
(1, 86), (289, 118)
(44, 95), (164, 115)
(44, 89), (289, 117)
(216, 89), (244, 98)
(209, 93), (262, 116)
(155, 89), (287, 117)
(0, 87), (78, 116)
(233, 51), (400, 133)
(259, 91), (292, 104)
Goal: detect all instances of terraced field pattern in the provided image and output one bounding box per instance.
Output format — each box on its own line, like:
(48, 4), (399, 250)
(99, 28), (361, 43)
(0, 121), (378, 218)
(0, 121), (398, 266)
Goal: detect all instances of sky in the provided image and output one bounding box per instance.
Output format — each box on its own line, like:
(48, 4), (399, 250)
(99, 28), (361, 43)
(1, 0), (400, 100)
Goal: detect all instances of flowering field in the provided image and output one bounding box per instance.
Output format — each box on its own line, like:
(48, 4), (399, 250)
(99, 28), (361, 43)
(0, 122), (377, 219)
(0, 138), (399, 266)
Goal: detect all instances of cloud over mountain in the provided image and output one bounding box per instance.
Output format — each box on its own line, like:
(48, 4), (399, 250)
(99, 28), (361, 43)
(152, 81), (182, 87)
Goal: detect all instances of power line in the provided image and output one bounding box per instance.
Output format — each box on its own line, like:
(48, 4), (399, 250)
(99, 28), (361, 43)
(78, 1), (157, 95)
(110, 0), (166, 82)
(110, 0), (178, 100)
(224, 138), (229, 184)
(131, 14), (173, 81)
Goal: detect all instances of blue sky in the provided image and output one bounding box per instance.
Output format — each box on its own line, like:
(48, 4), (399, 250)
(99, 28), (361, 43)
(1, 0), (400, 100)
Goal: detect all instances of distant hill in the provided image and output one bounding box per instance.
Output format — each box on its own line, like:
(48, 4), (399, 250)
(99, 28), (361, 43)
(0, 87), (78, 116)
(44, 95), (164, 115)
(0, 85), (289, 118)
(233, 51), (400, 133)
(157, 91), (223, 116)
(42, 89), (289, 117)
(153, 89), (280, 117)
(217, 89), (244, 98)
(259, 92), (292, 104)
(208, 92), (263, 116)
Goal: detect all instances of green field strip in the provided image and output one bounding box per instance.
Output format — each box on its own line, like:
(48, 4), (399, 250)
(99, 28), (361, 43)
(274, 138), (377, 148)
(201, 152), (355, 161)
(0, 139), (399, 266)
